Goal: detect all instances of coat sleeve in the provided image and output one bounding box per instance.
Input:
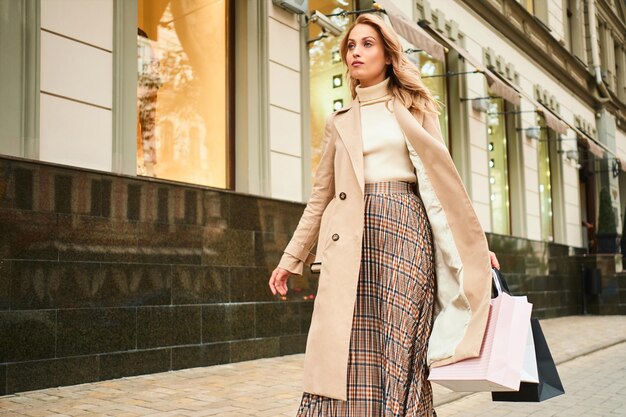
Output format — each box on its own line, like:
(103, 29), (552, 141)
(277, 114), (337, 275)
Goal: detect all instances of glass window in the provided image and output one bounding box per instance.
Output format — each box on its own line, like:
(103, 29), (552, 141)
(564, 0), (585, 61)
(308, 0), (356, 178)
(137, 0), (230, 188)
(410, 50), (449, 148)
(537, 114), (554, 241)
(564, 0), (572, 51)
(520, 0), (534, 13)
(486, 94), (511, 235)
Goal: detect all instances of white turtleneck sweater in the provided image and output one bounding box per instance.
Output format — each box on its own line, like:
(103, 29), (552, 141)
(355, 78), (417, 184)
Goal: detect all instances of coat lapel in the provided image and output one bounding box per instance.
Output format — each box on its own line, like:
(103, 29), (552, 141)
(333, 99), (365, 195)
(392, 98), (491, 368)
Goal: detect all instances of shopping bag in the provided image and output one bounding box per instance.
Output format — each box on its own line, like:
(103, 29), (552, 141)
(492, 318), (565, 401)
(490, 268), (538, 383)
(491, 268), (538, 383)
(520, 320), (539, 383)
(428, 269), (533, 392)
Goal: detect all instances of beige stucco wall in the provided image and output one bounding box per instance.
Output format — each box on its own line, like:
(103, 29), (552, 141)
(616, 126), (626, 161)
(436, 0), (585, 247)
(267, 1), (303, 202)
(39, 0), (113, 172)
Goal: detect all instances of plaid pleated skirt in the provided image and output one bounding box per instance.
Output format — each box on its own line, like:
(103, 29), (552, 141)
(297, 180), (436, 417)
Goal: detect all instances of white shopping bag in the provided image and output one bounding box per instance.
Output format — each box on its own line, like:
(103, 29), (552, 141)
(520, 321), (539, 383)
(428, 269), (533, 392)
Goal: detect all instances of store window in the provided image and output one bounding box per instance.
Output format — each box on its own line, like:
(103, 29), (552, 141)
(137, 0), (231, 188)
(308, 0), (356, 177)
(409, 50), (449, 148)
(537, 114), (554, 241)
(486, 94), (511, 235)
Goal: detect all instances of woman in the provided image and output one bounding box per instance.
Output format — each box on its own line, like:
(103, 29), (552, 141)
(268, 13), (500, 416)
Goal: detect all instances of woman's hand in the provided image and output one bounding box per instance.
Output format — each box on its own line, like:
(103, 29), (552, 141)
(489, 250), (500, 270)
(269, 267), (290, 296)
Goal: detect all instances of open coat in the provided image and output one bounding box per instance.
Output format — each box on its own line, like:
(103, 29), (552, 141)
(278, 95), (492, 401)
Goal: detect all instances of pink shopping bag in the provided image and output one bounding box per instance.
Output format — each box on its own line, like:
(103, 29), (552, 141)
(428, 270), (533, 392)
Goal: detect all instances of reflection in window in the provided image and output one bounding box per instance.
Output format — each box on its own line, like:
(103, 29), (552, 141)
(486, 95), (510, 235)
(137, 0), (228, 188)
(308, 1), (355, 178)
(537, 114), (554, 241)
(408, 50), (449, 147)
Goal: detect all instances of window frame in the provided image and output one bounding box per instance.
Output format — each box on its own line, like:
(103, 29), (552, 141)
(485, 94), (512, 235)
(0, 0), (40, 160)
(113, 0), (236, 189)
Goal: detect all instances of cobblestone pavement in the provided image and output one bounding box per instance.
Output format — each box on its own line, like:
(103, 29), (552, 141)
(436, 341), (626, 416)
(1, 315), (625, 417)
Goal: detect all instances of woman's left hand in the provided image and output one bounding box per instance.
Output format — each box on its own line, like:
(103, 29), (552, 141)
(489, 250), (500, 269)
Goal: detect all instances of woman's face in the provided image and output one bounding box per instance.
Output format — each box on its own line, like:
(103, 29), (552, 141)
(345, 23), (390, 88)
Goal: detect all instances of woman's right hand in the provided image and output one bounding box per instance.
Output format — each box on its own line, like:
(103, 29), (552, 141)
(269, 267), (290, 296)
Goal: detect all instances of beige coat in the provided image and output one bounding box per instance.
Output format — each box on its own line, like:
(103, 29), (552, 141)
(278, 96), (492, 401)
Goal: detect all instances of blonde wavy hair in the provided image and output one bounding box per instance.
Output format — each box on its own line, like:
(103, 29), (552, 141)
(339, 13), (442, 116)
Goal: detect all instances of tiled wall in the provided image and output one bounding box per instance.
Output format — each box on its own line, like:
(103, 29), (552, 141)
(0, 156), (317, 395)
(486, 234), (587, 318)
(0, 156), (602, 396)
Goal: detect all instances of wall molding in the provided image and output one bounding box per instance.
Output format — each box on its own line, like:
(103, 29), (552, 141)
(24, 0), (41, 160)
(112, 0), (137, 175)
(462, 0), (612, 111)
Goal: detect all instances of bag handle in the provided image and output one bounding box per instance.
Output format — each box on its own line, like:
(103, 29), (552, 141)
(491, 267), (511, 298)
(492, 268), (503, 295)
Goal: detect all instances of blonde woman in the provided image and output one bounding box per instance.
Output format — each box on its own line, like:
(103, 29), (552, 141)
(269, 13), (500, 416)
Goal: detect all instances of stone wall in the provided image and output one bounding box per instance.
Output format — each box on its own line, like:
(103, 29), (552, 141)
(0, 156), (315, 395)
(486, 234), (587, 318)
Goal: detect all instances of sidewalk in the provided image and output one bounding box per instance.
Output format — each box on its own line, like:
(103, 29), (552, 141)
(436, 340), (626, 416)
(1, 315), (625, 417)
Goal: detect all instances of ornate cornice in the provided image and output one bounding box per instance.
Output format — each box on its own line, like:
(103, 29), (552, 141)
(597, 0), (626, 42)
(463, 0), (625, 125)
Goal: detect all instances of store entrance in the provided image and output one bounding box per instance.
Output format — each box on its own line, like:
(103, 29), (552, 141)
(578, 143), (597, 253)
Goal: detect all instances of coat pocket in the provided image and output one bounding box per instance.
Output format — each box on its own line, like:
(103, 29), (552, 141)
(315, 198), (337, 264)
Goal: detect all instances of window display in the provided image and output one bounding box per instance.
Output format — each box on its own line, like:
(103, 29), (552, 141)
(137, 0), (229, 188)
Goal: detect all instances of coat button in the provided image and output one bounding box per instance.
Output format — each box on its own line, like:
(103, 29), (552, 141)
(332, 233), (340, 241)
(339, 192), (346, 200)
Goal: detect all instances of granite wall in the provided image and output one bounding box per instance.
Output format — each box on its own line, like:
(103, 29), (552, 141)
(486, 234), (588, 318)
(0, 156), (597, 396)
(0, 156), (317, 395)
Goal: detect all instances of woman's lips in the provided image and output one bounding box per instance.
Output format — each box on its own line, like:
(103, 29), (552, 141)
(352, 61), (364, 66)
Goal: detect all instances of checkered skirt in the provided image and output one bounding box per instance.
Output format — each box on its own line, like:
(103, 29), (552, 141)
(297, 180), (436, 416)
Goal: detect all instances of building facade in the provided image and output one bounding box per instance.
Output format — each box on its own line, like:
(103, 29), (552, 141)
(1, 0), (625, 395)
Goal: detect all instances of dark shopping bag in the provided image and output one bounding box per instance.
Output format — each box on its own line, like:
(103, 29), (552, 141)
(491, 318), (565, 402)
